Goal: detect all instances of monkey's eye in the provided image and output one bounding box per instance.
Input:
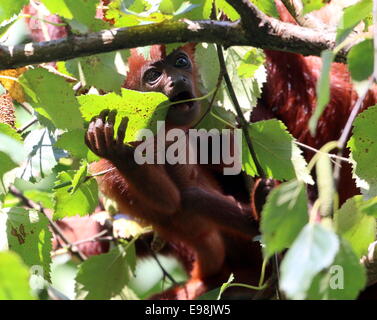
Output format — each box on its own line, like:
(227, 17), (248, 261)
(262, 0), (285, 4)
(175, 55), (190, 68)
(144, 69), (162, 84)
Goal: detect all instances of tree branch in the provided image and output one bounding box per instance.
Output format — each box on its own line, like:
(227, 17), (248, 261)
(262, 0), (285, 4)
(0, 5), (351, 71)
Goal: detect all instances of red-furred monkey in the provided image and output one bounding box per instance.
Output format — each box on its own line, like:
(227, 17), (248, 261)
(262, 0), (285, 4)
(85, 44), (262, 299)
(23, 0), (377, 299)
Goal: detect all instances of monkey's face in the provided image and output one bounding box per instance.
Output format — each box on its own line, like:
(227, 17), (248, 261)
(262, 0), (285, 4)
(140, 50), (200, 127)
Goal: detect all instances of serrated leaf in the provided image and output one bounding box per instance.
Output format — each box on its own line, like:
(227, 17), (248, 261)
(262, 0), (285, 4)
(222, 47), (266, 110)
(20, 68), (83, 130)
(243, 120), (313, 184)
(309, 50), (334, 135)
(53, 170), (98, 220)
(237, 48), (265, 79)
(261, 180), (309, 258)
(5, 207), (52, 282)
(79, 88), (169, 142)
(65, 52), (126, 93)
(348, 39), (374, 82)
(334, 195), (376, 258)
(0, 0), (28, 22)
(280, 223), (339, 300)
(0, 251), (34, 300)
(307, 239), (366, 299)
(348, 105), (377, 196)
(337, 0), (372, 44)
(75, 245), (135, 300)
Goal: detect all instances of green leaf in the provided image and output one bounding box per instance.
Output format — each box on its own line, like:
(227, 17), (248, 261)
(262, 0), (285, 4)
(20, 68), (83, 130)
(302, 0), (326, 14)
(0, 123), (24, 161)
(79, 88), (169, 142)
(348, 39), (374, 82)
(76, 245), (135, 300)
(237, 48), (265, 79)
(261, 180), (309, 258)
(24, 190), (54, 209)
(0, 0), (28, 22)
(280, 223), (339, 300)
(195, 43), (221, 95)
(252, 0), (279, 17)
(222, 47), (266, 110)
(337, 0), (372, 44)
(70, 161), (88, 194)
(55, 129), (98, 162)
(307, 239), (366, 299)
(309, 50), (334, 135)
(65, 52), (126, 93)
(0, 251), (34, 300)
(196, 105), (237, 130)
(5, 207), (52, 282)
(216, 0), (240, 21)
(183, 0), (213, 20)
(159, 0), (182, 14)
(243, 120), (313, 184)
(41, 0), (107, 32)
(0, 124), (24, 182)
(348, 105), (377, 196)
(53, 170), (98, 220)
(334, 195), (376, 258)
(197, 287), (222, 300)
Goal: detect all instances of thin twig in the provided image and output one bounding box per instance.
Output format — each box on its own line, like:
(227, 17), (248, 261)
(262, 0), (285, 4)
(295, 141), (351, 163)
(17, 117), (38, 133)
(142, 239), (177, 286)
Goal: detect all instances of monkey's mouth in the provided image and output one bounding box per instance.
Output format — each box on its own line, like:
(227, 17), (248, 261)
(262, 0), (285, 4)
(170, 91), (196, 111)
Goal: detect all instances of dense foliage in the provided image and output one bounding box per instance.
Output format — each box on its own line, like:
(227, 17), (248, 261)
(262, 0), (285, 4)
(0, 0), (376, 300)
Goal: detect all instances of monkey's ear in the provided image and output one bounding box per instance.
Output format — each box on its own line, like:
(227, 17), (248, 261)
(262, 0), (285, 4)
(180, 43), (196, 60)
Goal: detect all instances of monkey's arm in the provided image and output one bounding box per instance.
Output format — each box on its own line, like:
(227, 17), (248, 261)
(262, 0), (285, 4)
(85, 110), (180, 214)
(181, 186), (258, 238)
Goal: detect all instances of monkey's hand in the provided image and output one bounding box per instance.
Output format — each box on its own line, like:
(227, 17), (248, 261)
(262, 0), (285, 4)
(85, 109), (134, 162)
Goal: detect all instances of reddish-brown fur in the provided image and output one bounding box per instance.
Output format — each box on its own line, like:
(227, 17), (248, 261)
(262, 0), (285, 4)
(87, 45), (262, 299)
(253, 0), (377, 204)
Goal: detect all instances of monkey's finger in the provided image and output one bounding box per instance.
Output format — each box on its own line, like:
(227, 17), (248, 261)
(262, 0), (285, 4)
(117, 116), (129, 145)
(104, 111), (116, 150)
(99, 109), (110, 121)
(107, 110), (117, 125)
(85, 121), (98, 154)
(94, 117), (107, 153)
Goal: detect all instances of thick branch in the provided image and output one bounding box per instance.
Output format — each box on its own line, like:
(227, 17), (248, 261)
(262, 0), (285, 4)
(226, 0), (346, 59)
(0, 12), (347, 70)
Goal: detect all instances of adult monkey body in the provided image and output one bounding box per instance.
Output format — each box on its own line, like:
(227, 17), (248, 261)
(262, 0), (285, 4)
(85, 45), (261, 299)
